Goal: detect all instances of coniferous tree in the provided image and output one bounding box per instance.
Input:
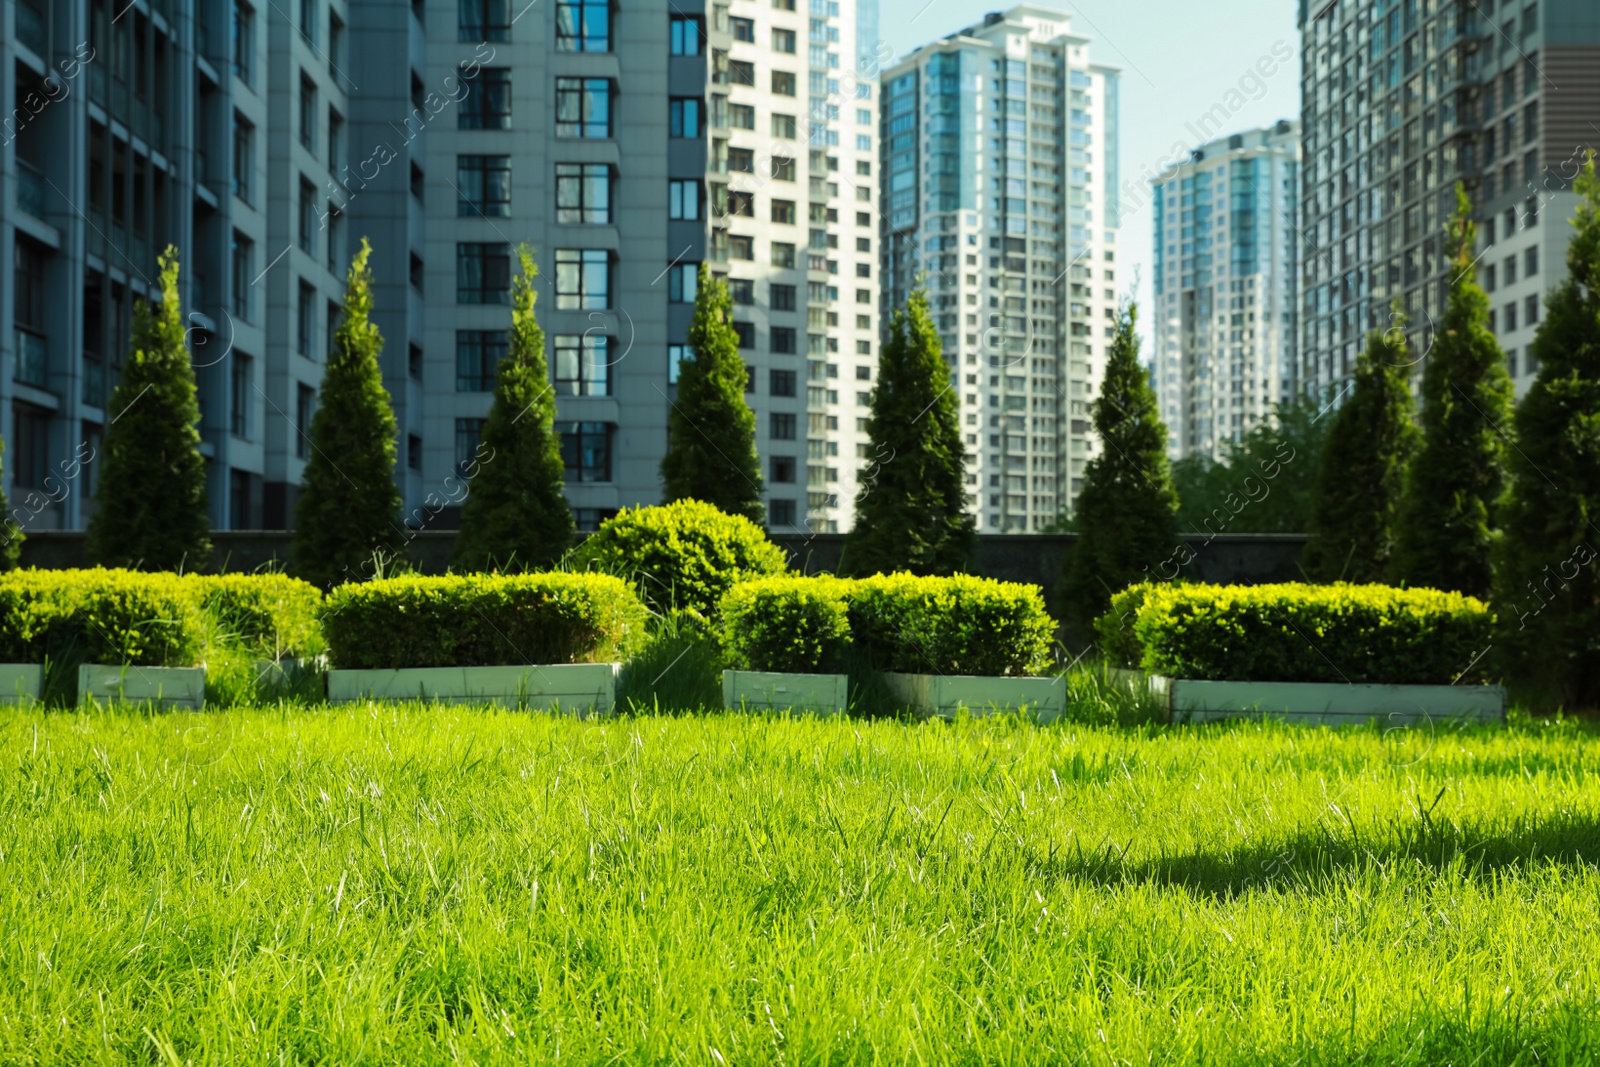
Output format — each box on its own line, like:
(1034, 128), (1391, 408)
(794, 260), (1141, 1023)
(0, 436), (20, 571)
(86, 247), (210, 570)
(1302, 324), (1418, 583)
(660, 266), (764, 524)
(1059, 303), (1179, 629)
(1391, 185), (1514, 597)
(841, 288), (975, 576)
(292, 238), (403, 587)
(453, 248), (573, 571)
(1495, 156), (1600, 708)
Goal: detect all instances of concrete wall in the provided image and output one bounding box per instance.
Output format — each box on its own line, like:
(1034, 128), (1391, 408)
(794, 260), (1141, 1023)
(21, 529), (1308, 592)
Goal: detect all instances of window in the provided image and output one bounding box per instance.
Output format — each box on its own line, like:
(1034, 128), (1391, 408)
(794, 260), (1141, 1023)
(233, 1), (255, 85)
(461, 68), (512, 128)
(455, 418), (488, 477)
(772, 28), (795, 53)
(1525, 246), (1539, 276)
(1505, 303), (1518, 332)
(326, 210), (342, 272)
(327, 300), (342, 357)
(771, 155), (795, 181)
(556, 0), (610, 51)
(669, 343), (691, 385)
(410, 162), (425, 202)
(770, 412), (797, 439)
(555, 334), (611, 395)
(299, 179), (318, 254)
(731, 16), (755, 41)
(300, 0), (320, 44)
(555, 249), (612, 308)
(669, 98), (702, 137)
(728, 191), (754, 217)
(772, 283), (796, 310)
(329, 109), (345, 171)
(668, 263), (699, 303)
(409, 252), (425, 292)
(556, 77), (612, 137)
(670, 16), (702, 55)
(409, 343), (423, 379)
(457, 242), (512, 304)
(730, 278), (755, 305)
(774, 0), (795, 9)
(730, 60), (756, 86)
(772, 242), (796, 268)
(732, 322), (756, 348)
(295, 384), (314, 459)
(771, 456), (796, 483)
(297, 282), (315, 356)
(770, 369), (797, 396)
(458, 155), (511, 216)
(730, 235), (754, 260)
(559, 421), (613, 482)
(231, 354), (253, 439)
(728, 147), (755, 173)
(730, 104), (755, 130)
(1525, 294), (1539, 326)
(669, 180), (702, 220)
(299, 74), (317, 150)
(458, 0), (511, 41)
(231, 232), (253, 321)
(771, 199), (796, 224)
(771, 327), (797, 354)
(556, 163), (612, 223)
(772, 70), (795, 95)
(232, 114), (254, 204)
(408, 434), (422, 471)
(771, 113), (796, 139)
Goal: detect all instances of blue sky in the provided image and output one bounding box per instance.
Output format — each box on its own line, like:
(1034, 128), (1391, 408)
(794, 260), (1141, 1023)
(874, 0), (1303, 352)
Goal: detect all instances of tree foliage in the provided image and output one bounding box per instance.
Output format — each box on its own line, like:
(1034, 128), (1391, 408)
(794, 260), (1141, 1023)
(841, 288), (975, 576)
(1171, 396), (1331, 535)
(1302, 325), (1418, 583)
(0, 436), (21, 572)
(1059, 304), (1178, 630)
(453, 248), (573, 572)
(1494, 156), (1600, 709)
(86, 247), (211, 571)
(660, 266), (764, 525)
(292, 238), (404, 588)
(1391, 184), (1514, 597)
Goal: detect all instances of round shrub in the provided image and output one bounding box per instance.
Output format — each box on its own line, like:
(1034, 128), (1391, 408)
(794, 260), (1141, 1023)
(720, 576), (853, 673)
(571, 500), (787, 618)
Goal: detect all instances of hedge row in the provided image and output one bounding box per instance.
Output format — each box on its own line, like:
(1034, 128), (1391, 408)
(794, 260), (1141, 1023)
(720, 573), (1055, 677)
(322, 573), (648, 669)
(1101, 582), (1493, 685)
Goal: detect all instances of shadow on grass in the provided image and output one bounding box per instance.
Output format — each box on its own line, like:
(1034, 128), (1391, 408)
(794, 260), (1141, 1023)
(1274, 1008), (1600, 1066)
(1035, 806), (1600, 899)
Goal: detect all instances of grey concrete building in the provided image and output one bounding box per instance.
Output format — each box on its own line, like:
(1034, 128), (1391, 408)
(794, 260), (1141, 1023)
(882, 5), (1122, 533)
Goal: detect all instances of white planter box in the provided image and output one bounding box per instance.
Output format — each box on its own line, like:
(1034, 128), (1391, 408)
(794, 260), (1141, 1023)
(326, 663), (619, 713)
(79, 665), (205, 709)
(723, 670), (849, 716)
(1151, 676), (1506, 726)
(882, 671), (1065, 721)
(0, 664), (42, 704)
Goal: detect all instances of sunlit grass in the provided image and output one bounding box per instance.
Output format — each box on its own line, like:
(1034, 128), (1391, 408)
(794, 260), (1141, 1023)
(1, 704), (1597, 1064)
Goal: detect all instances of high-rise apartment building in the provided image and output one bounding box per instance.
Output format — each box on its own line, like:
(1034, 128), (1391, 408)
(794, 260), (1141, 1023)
(1, 0), (352, 531)
(1297, 0), (1600, 400)
(882, 6), (1121, 533)
(1151, 121), (1300, 462)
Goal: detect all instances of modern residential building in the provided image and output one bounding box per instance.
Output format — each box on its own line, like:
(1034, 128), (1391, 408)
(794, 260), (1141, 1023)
(1, 0), (349, 532)
(882, 5), (1122, 533)
(1296, 0), (1600, 400)
(1150, 121), (1300, 462)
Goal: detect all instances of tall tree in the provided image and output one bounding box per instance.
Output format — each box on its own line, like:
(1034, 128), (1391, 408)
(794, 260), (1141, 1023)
(0, 436), (21, 571)
(1172, 396), (1330, 535)
(1495, 155), (1600, 709)
(660, 266), (764, 524)
(1302, 324), (1418, 583)
(1391, 184), (1514, 597)
(841, 288), (975, 576)
(292, 237), (403, 588)
(453, 247), (573, 571)
(86, 247), (211, 570)
(1059, 304), (1179, 630)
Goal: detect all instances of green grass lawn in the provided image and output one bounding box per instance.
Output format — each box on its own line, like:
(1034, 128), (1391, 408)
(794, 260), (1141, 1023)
(2, 705), (1598, 1065)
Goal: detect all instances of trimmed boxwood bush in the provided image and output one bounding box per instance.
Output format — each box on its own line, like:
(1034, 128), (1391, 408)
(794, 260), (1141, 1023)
(1131, 582), (1493, 685)
(189, 573), (325, 659)
(571, 500), (787, 618)
(849, 574), (1054, 677)
(720, 577), (853, 673)
(0, 568), (207, 667)
(323, 573), (648, 669)
(1095, 582), (1159, 670)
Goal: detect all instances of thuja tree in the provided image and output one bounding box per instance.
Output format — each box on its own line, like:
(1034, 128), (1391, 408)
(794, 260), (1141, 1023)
(292, 237), (403, 588)
(1302, 324), (1418, 584)
(0, 436), (20, 571)
(660, 265), (764, 524)
(841, 287), (975, 577)
(453, 247), (573, 571)
(1495, 155), (1600, 708)
(1392, 185), (1514, 597)
(1059, 303), (1179, 629)
(86, 247), (211, 570)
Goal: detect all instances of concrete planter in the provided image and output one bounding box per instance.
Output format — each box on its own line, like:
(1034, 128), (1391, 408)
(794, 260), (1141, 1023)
(882, 671), (1065, 721)
(326, 663), (620, 713)
(0, 664), (43, 704)
(722, 670), (850, 716)
(1151, 676), (1507, 726)
(79, 665), (205, 709)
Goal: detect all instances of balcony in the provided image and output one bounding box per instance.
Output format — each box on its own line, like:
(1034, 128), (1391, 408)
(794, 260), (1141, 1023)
(15, 328), (49, 389)
(17, 161), (47, 219)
